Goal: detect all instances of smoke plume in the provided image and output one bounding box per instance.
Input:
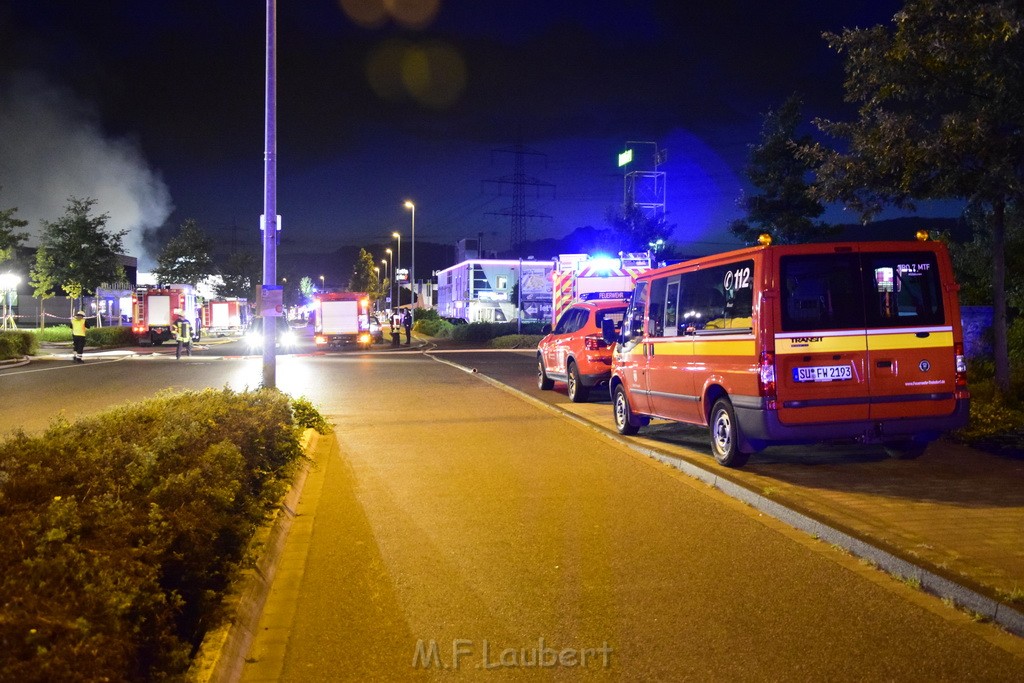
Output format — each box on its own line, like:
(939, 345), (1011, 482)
(0, 72), (173, 270)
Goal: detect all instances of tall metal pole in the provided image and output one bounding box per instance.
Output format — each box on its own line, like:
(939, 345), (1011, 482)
(262, 0), (277, 388)
(404, 201), (415, 324)
(391, 231), (401, 308)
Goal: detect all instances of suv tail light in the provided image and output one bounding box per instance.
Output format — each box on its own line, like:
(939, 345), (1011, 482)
(584, 334), (607, 351)
(759, 351), (777, 409)
(954, 342), (970, 399)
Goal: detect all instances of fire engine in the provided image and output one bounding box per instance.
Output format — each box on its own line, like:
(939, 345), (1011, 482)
(202, 298), (249, 336)
(132, 284), (200, 346)
(312, 292), (373, 349)
(551, 252), (651, 326)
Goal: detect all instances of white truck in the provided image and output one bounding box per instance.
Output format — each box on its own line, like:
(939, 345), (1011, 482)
(312, 292), (373, 349)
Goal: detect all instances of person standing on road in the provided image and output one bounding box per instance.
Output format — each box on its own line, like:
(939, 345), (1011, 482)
(390, 312), (402, 347)
(402, 309), (412, 345)
(174, 314), (193, 359)
(71, 310), (87, 363)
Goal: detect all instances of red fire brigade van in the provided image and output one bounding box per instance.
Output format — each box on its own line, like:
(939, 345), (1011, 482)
(607, 235), (970, 467)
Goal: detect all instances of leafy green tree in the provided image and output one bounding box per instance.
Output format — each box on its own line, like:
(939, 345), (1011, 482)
(801, 0), (1024, 393)
(29, 249), (58, 329)
(948, 203), (1024, 313)
(37, 197), (126, 317)
(216, 251), (260, 300)
(349, 248), (386, 301)
(299, 276), (315, 302)
(154, 219), (216, 287)
(0, 198), (29, 266)
(605, 203), (674, 253)
(730, 95), (835, 245)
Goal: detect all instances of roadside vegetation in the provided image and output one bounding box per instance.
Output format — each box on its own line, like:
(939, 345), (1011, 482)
(0, 326), (137, 360)
(0, 388), (329, 680)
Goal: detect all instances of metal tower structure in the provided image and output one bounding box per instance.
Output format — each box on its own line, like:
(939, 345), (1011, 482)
(484, 141), (554, 254)
(621, 140), (666, 219)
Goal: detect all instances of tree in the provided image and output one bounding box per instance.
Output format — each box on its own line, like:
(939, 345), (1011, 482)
(730, 95), (836, 245)
(349, 248), (386, 301)
(36, 197), (127, 317)
(801, 0), (1024, 393)
(0, 200), (29, 266)
(605, 203), (674, 253)
(299, 276), (315, 302)
(216, 251), (260, 300)
(154, 218), (216, 287)
(28, 249), (58, 329)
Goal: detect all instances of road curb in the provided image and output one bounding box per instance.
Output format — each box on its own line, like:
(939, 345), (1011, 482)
(429, 350), (1024, 638)
(188, 428), (317, 683)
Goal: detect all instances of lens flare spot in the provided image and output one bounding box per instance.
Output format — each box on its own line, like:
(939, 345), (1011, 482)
(383, 0), (441, 29)
(338, 0), (388, 28)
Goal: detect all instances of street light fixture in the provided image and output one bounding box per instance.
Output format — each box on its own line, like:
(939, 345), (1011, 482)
(403, 201), (415, 323)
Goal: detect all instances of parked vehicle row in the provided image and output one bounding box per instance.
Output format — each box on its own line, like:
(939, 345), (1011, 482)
(537, 235), (970, 469)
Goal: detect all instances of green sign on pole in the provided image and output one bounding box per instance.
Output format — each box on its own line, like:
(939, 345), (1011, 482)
(618, 148), (633, 167)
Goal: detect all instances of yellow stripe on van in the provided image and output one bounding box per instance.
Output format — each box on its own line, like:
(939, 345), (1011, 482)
(867, 330), (953, 351)
(692, 338), (756, 356)
(775, 334), (866, 355)
(649, 340), (690, 354)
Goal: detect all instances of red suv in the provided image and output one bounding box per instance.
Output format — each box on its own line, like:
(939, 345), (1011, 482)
(537, 300), (627, 402)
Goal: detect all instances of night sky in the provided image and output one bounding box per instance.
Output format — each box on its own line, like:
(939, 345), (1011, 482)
(0, 0), (961, 271)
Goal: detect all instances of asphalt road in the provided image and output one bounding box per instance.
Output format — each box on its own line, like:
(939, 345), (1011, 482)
(240, 348), (1023, 680)
(3, 338), (1022, 678)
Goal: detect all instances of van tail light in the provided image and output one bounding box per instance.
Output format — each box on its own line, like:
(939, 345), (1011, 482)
(759, 351), (778, 409)
(314, 335), (328, 346)
(954, 342), (970, 399)
(584, 334), (607, 351)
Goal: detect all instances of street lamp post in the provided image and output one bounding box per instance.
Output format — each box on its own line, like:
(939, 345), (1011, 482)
(319, 274), (325, 292)
(391, 231), (401, 308)
(381, 258), (390, 313)
(403, 201), (415, 324)
(384, 249), (393, 311)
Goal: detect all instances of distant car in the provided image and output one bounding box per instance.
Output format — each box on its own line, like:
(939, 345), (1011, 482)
(443, 317), (469, 325)
(368, 315), (384, 344)
(536, 300), (627, 402)
(245, 316), (298, 352)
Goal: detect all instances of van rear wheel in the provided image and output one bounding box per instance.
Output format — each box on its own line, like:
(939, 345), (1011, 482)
(709, 398), (750, 468)
(613, 384), (640, 435)
(884, 441), (928, 460)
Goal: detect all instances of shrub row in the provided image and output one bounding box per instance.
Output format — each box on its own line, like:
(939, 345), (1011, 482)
(0, 388), (322, 680)
(0, 330), (39, 360)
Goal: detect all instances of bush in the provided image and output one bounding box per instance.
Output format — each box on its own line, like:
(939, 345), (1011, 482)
(415, 318), (455, 338)
(86, 325), (137, 348)
(0, 388), (308, 680)
(0, 330), (40, 360)
(34, 326), (73, 343)
(489, 334), (545, 349)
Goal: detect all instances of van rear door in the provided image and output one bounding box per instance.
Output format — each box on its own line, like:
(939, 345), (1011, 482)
(861, 250), (959, 420)
(774, 252), (871, 426)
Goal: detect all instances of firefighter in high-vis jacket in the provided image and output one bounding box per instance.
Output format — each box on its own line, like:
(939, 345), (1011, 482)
(71, 310), (87, 363)
(174, 314), (193, 359)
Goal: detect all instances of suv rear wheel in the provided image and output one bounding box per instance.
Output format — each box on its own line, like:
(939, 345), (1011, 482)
(567, 361), (590, 403)
(537, 356), (554, 390)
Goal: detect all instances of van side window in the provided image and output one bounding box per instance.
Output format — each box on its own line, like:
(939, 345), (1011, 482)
(679, 260), (755, 333)
(781, 254), (864, 332)
(648, 278), (666, 337)
(665, 280), (679, 335)
(621, 281), (648, 346)
(865, 252), (944, 326)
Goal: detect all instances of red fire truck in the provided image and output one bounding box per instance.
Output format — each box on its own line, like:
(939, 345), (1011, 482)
(132, 284), (200, 346)
(202, 298), (249, 336)
(551, 252), (651, 326)
(312, 292), (373, 349)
